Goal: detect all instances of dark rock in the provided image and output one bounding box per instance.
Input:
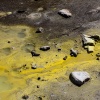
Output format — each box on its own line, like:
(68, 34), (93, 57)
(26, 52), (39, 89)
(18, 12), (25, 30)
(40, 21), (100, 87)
(36, 27), (44, 33)
(70, 48), (78, 57)
(8, 41), (11, 43)
(37, 85), (40, 88)
(31, 50), (40, 57)
(22, 95), (29, 99)
(40, 46), (50, 51)
(90, 35), (100, 42)
(96, 53), (100, 57)
(63, 56), (67, 60)
(38, 97), (42, 100)
(96, 57), (100, 60)
(37, 77), (41, 80)
(57, 48), (61, 52)
(15, 10), (26, 14)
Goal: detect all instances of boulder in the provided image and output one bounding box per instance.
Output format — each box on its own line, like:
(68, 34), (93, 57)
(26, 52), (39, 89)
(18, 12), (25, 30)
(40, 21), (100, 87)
(70, 48), (78, 57)
(58, 9), (72, 18)
(40, 46), (50, 51)
(70, 71), (90, 86)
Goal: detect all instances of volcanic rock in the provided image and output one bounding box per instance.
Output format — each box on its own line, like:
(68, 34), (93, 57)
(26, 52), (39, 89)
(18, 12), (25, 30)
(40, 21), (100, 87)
(40, 46), (50, 51)
(58, 9), (72, 18)
(36, 27), (44, 33)
(70, 48), (78, 57)
(31, 50), (40, 57)
(70, 71), (90, 86)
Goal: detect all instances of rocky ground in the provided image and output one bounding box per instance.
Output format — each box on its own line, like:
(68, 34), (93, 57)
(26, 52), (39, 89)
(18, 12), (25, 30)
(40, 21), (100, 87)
(0, 0), (100, 100)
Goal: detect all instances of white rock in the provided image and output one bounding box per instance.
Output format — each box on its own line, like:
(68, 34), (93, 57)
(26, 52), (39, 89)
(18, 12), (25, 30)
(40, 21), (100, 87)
(82, 34), (95, 46)
(87, 46), (94, 53)
(71, 71), (90, 86)
(58, 9), (72, 18)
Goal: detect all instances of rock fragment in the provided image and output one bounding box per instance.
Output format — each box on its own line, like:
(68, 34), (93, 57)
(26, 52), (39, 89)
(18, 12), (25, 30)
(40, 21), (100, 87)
(96, 57), (100, 60)
(96, 53), (100, 57)
(36, 27), (44, 33)
(27, 13), (42, 20)
(82, 34), (95, 46)
(63, 56), (67, 60)
(70, 48), (78, 57)
(22, 95), (29, 99)
(40, 46), (50, 51)
(70, 71), (90, 86)
(58, 9), (72, 18)
(87, 46), (94, 53)
(31, 50), (40, 57)
(82, 34), (95, 53)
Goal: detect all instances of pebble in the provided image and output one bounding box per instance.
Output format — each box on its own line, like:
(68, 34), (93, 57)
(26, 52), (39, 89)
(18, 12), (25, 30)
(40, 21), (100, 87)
(40, 46), (50, 51)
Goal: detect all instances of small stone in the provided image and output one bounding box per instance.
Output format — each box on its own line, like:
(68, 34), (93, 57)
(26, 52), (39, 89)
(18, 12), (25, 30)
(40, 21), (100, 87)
(63, 56), (67, 60)
(36, 27), (44, 33)
(96, 53), (100, 57)
(37, 77), (41, 80)
(58, 9), (72, 18)
(57, 48), (61, 52)
(31, 50), (40, 57)
(40, 46), (50, 51)
(22, 95), (29, 99)
(70, 48), (78, 57)
(16, 10), (26, 14)
(31, 63), (37, 69)
(8, 41), (11, 43)
(37, 7), (44, 12)
(27, 13), (42, 20)
(37, 85), (40, 88)
(82, 34), (95, 46)
(96, 57), (100, 60)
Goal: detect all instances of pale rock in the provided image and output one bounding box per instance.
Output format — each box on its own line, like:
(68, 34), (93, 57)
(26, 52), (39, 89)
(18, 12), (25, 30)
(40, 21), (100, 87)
(58, 9), (72, 18)
(70, 71), (90, 86)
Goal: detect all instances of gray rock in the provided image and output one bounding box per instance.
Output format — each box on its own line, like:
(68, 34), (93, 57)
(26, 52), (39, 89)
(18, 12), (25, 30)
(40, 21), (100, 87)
(37, 7), (44, 12)
(36, 27), (44, 33)
(58, 9), (72, 18)
(31, 50), (40, 57)
(70, 48), (78, 57)
(40, 46), (50, 51)
(70, 71), (90, 86)
(82, 34), (95, 46)
(27, 12), (42, 20)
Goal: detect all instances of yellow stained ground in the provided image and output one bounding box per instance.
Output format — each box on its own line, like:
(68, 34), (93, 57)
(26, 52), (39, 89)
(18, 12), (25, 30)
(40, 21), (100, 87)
(0, 24), (99, 100)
